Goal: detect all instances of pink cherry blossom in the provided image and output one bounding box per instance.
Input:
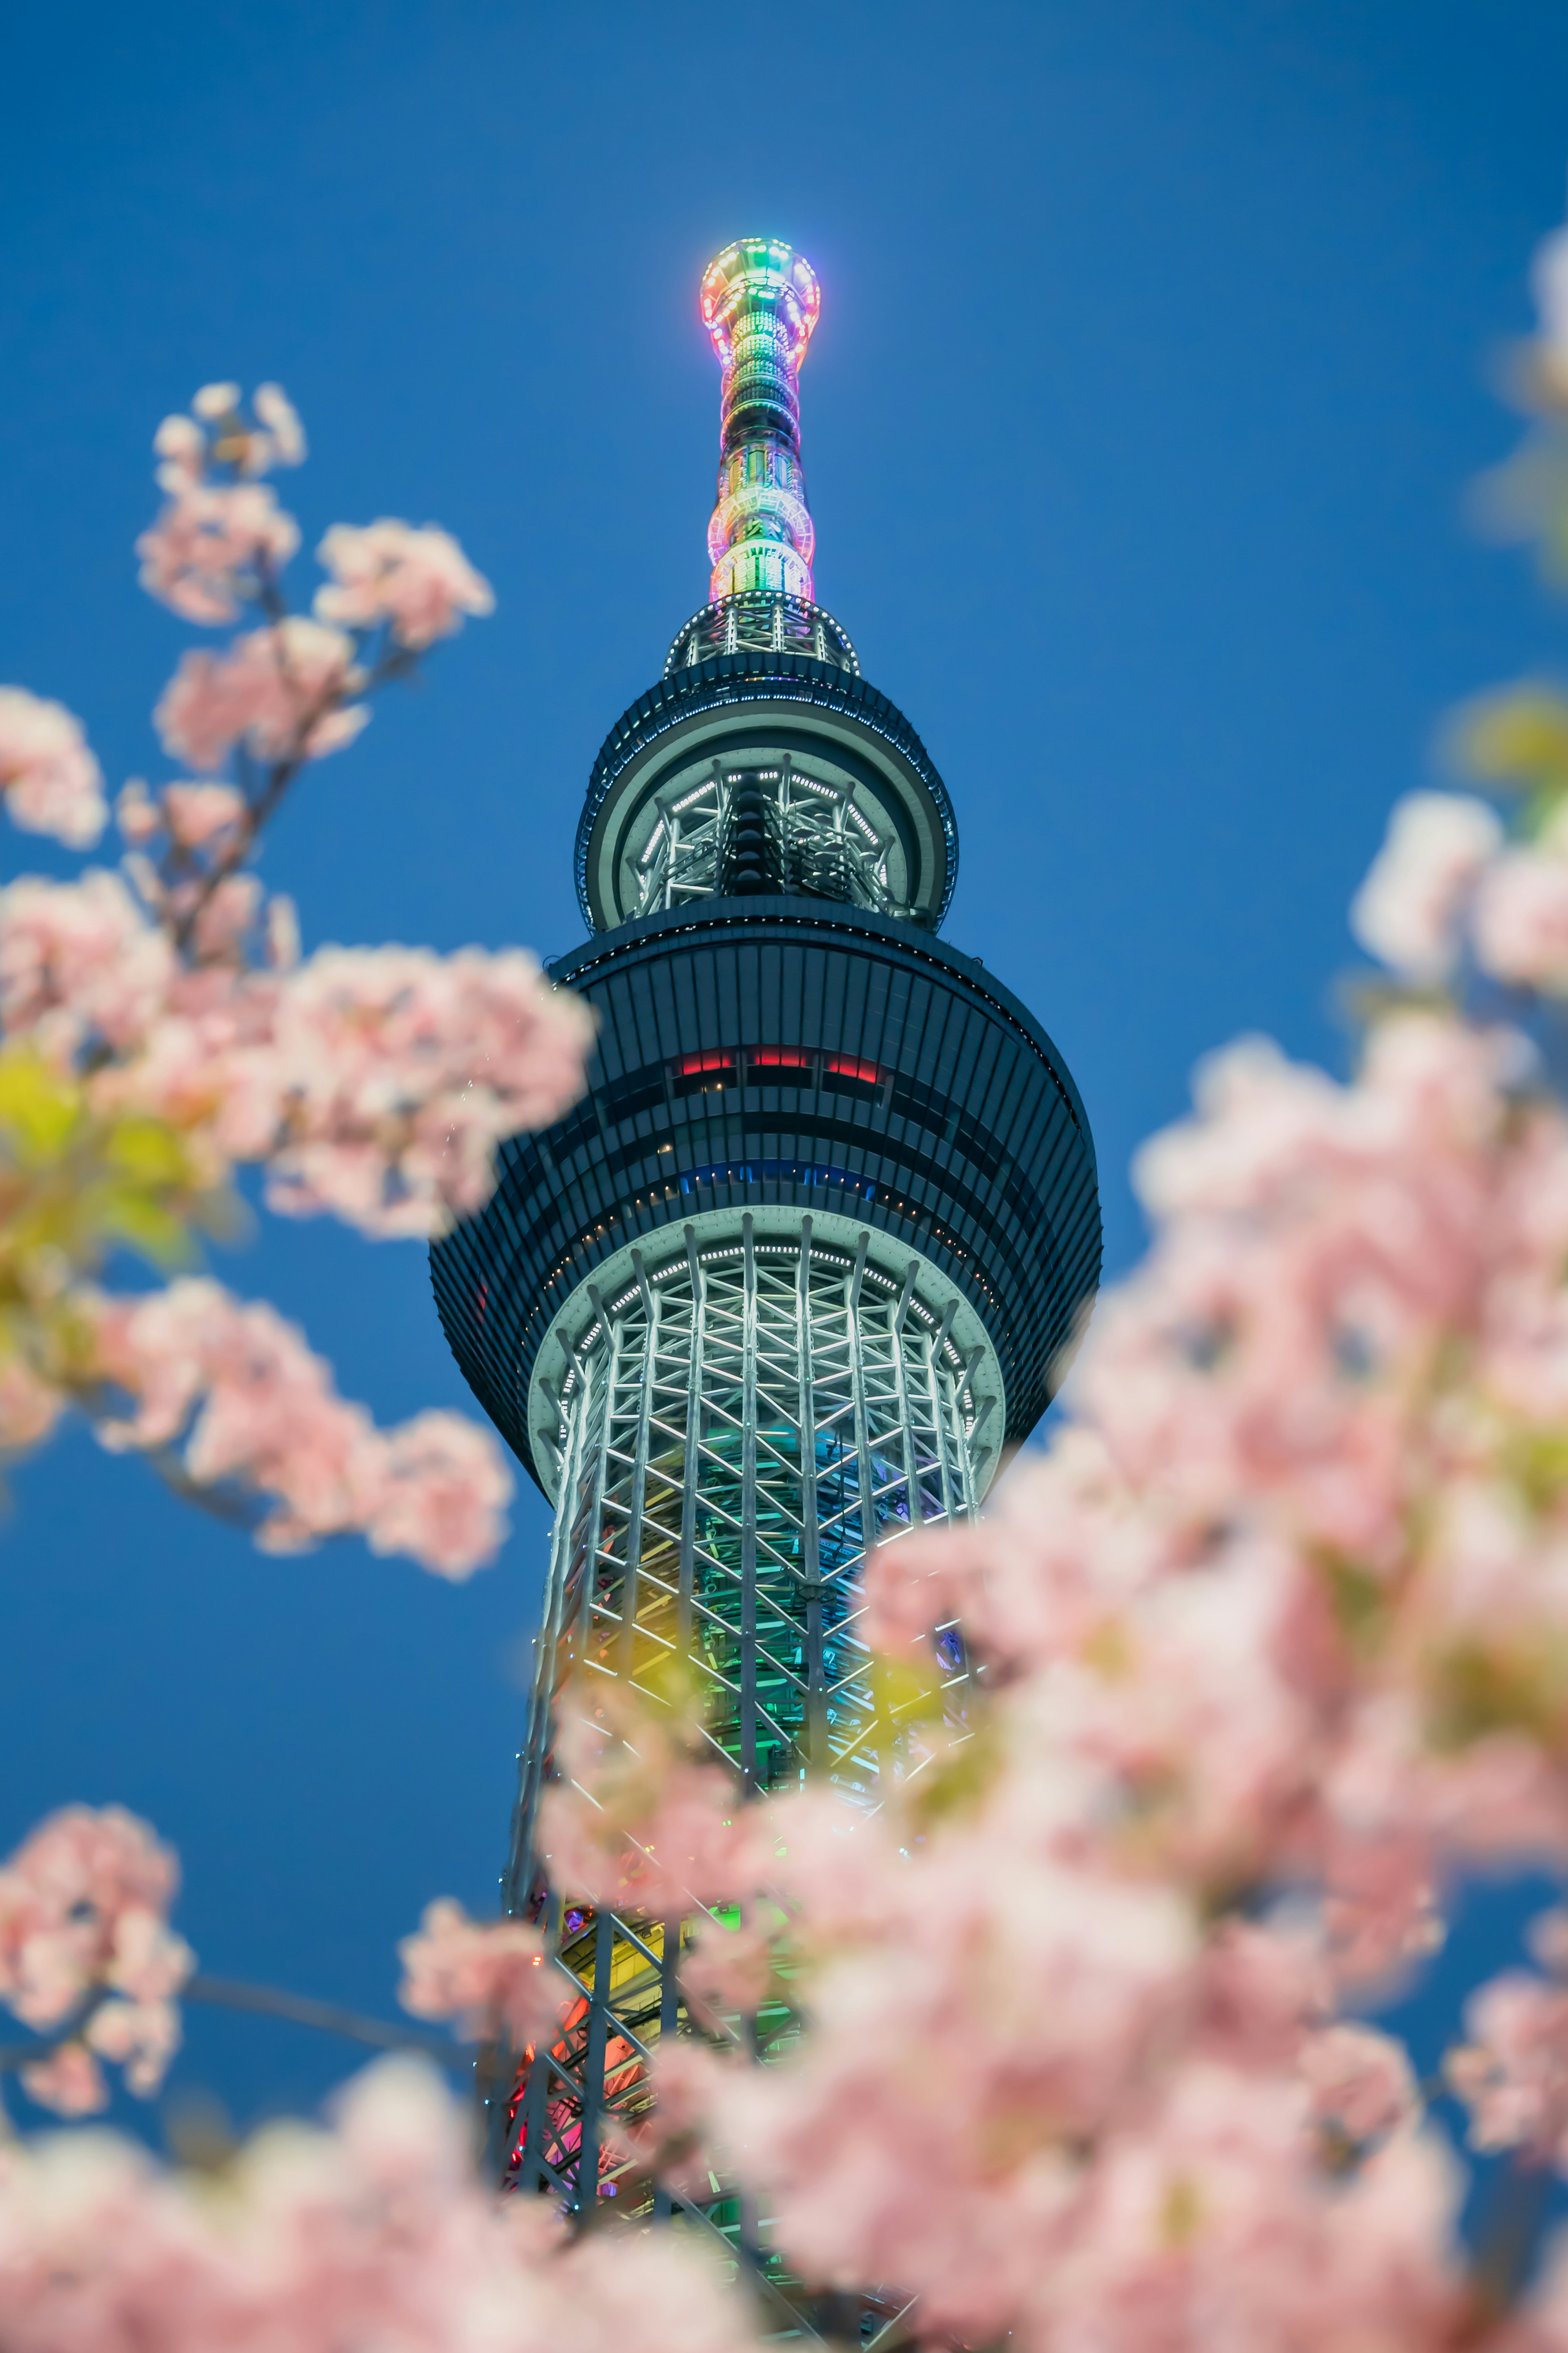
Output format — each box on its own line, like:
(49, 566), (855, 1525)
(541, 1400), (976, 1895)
(156, 618), (365, 771)
(680, 1916), (775, 2028)
(19, 2042), (108, 2118)
(0, 1358), (65, 1456)
(161, 781), (246, 848)
(1299, 2022), (1418, 2145)
(0, 2054), (756, 2353)
(0, 688), (107, 849)
(315, 520), (494, 649)
(253, 382), (306, 467)
(261, 943), (594, 1237)
(192, 381), (239, 423)
(1474, 840), (1568, 988)
(1448, 1969), (1568, 2163)
(364, 1412), (514, 1581)
(1351, 790), (1502, 984)
(0, 870), (174, 1061)
(397, 1898), (557, 2043)
(114, 778), (163, 846)
(87, 1277), (512, 1576)
(541, 1679), (759, 1916)
(0, 1803), (191, 2115)
(1035, 2064), (1460, 2353)
(137, 480), (299, 624)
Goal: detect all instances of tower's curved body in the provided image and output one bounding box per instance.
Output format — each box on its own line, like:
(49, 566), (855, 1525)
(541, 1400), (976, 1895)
(431, 239), (1101, 2291)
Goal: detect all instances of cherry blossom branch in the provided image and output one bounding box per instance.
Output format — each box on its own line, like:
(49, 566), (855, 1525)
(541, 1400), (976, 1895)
(166, 635), (417, 958)
(184, 1973), (468, 2062)
(0, 1989), (109, 2077)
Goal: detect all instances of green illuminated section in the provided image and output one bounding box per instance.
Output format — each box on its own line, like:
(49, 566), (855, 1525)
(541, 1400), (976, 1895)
(699, 238), (821, 602)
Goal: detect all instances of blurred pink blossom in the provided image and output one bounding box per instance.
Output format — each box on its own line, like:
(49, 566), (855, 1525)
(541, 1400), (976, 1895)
(0, 870), (175, 1059)
(137, 480), (299, 624)
(156, 618), (365, 771)
(1474, 840), (1568, 988)
(0, 1803), (191, 2116)
(315, 520), (494, 649)
(19, 2041), (107, 2118)
(397, 1898), (557, 2043)
(161, 781), (247, 848)
(0, 688), (107, 849)
(1298, 2022), (1418, 2145)
(260, 943), (595, 1237)
(0, 1359), (66, 1456)
(1351, 790), (1501, 983)
(680, 1917), (775, 2029)
(88, 1277), (512, 1576)
(366, 1413), (515, 1581)
(0, 2054), (754, 2353)
(1449, 1970), (1568, 2163)
(253, 382), (306, 467)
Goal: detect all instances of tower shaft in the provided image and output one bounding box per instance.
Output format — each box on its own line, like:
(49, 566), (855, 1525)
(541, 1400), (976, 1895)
(501, 1219), (979, 2252)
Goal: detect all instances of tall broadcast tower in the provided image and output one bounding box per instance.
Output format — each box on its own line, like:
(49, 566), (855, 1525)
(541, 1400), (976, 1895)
(432, 238), (1101, 2292)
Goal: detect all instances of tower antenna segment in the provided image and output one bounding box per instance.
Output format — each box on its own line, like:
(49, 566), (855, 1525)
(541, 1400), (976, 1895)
(430, 238), (1102, 2335)
(701, 237), (821, 603)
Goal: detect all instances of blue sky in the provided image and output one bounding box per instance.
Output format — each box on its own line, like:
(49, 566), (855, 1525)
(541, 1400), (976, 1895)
(2, 0), (1567, 2137)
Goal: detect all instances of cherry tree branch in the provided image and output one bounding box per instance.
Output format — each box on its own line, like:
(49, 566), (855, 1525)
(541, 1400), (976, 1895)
(185, 1973), (468, 2063)
(0, 1977), (468, 2087)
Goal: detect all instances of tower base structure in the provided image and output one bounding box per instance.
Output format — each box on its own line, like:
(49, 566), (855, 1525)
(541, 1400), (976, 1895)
(502, 1211), (982, 2206)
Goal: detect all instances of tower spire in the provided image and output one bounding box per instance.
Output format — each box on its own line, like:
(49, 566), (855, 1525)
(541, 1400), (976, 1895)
(700, 237), (820, 603)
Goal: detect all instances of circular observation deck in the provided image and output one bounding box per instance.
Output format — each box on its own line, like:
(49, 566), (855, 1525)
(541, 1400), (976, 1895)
(429, 900), (1101, 1499)
(574, 640), (958, 935)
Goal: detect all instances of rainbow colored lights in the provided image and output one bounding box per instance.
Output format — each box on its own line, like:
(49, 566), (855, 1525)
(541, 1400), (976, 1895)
(700, 238), (821, 603)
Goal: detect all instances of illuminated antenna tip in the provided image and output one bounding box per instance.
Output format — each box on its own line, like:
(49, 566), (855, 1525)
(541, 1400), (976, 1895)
(700, 237), (820, 605)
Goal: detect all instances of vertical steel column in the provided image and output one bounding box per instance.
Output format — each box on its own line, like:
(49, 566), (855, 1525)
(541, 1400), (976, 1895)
(891, 1259), (926, 1530)
(796, 1218), (826, 1768)
(739, 1213), (760, 1791)
(679, 1224), (706, 1662)
(846, 1234), (879, 1559)
(619, 1262), (657, 1676)
(575, 1907), (617, 2213)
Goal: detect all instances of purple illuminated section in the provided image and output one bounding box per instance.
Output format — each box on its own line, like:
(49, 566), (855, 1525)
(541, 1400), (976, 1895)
(699, 238), (821, 603)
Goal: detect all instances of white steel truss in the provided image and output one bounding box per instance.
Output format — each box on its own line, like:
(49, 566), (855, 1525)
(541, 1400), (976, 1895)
(632, 760), (900, 919)
(497, 1216), (978, 2286)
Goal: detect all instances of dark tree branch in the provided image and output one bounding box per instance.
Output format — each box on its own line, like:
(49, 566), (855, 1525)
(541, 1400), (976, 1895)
(185, 1974), (469, 2064)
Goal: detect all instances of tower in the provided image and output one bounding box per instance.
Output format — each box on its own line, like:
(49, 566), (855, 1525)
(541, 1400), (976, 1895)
(431, 236), (1101, 2297)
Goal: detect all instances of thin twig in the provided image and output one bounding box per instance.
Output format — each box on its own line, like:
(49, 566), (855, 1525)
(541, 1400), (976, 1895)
(185, 1973), (469, 2063)
(0, 1989), (110, 2077)
(169, 606), (417, 955)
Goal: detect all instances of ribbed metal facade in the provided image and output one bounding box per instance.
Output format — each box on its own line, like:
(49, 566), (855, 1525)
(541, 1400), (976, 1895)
(430, 901), (1098, 1503)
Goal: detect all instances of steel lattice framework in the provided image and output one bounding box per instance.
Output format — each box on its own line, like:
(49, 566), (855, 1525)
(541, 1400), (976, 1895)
(501, 1220), (976, 2221)
(631, 760), (901, 920)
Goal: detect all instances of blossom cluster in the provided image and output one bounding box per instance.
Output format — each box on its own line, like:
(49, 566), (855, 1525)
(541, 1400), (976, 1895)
(398, 1898), (559, 2045)
(539, 998), (1568, 2349)
(0, 1805), (192, 2118)
(0, 383), (593, 1575)
(0, 867), (593, 1238)
(0, 689), (107, 850)
(0, 2056), (753, 2353)
(89, 1279), (512, 1576)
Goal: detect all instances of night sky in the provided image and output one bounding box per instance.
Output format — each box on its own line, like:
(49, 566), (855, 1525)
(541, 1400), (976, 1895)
(1, 0), (1565, 2138)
